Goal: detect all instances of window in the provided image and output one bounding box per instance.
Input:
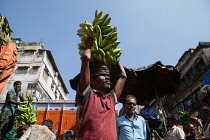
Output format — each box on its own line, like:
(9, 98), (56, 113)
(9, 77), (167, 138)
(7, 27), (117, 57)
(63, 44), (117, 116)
(16, 67), (29, 74)
(27, 83), (38, 90)
(32, 66), (39, 74)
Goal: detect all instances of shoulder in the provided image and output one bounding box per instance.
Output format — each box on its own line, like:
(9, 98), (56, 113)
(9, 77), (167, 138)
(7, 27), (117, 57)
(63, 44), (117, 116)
(117, 115), (126, 121)
(136, 115), (146, 121)
(7, 89), (15, 95)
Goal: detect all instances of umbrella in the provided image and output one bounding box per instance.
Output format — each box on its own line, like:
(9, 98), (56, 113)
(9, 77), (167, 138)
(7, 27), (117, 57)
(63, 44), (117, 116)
(69, 61), (181, 105)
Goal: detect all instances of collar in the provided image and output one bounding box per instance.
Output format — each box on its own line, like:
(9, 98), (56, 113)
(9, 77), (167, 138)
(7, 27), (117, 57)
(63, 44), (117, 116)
(124, 113), (138, 120)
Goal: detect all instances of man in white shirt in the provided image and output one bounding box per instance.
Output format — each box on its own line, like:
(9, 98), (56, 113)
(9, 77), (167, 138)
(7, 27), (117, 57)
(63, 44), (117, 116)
(153, 115), (185, 140)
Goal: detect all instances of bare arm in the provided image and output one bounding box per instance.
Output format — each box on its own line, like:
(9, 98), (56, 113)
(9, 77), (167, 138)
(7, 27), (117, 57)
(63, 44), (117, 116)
(113, 62), (127, 101)
(152, 130), (164, 140)
(8, 94), (20, 105)
(78, 37), (93, 94)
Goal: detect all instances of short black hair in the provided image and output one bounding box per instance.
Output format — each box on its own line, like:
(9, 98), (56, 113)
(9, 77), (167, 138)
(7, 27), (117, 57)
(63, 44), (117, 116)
(13, 81), (21, 87)
(42, 119), (53, 128)
(166, 115), (176, 121)
(123, 94), (137, 105)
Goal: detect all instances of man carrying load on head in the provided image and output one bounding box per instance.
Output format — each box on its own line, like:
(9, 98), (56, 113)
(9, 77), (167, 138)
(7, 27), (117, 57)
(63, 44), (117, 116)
(78, 37), (127, 140)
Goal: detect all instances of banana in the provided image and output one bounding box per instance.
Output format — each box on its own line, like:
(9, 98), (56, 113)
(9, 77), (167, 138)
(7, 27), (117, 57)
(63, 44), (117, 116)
(95, 25), (102, 45)
(105, 37), (117, 47)
(99, 37), (108, 48)
(77, 28), (86, 33)
(102, 18), (111, 26)
(92, 53), (104, 63)
(101, 27), (113, 35)
(88, 26), (95, 39)
(78, 43), (86, 49)
(101, 25), (111, 31)
(99, 14), (109, 26)
(77, 32), (88, 40)
(92, 11), (103, 25)
(102, 43), (115, 51)
(113, 51), (122, 58)
(84, 26), (92, 38)
(111, 27), (117, 32)
(98, 48), (105, 58)
(113, 48), (122, 55)
(92, 40), (99, 51)
(79, 22), (92, 28)
(105, 51), (111, 65)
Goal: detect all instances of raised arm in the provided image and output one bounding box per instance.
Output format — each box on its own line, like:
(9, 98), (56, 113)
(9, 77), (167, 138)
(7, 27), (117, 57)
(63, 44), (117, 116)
(113, 62), (127, 101)
(78, 37), (93, 94)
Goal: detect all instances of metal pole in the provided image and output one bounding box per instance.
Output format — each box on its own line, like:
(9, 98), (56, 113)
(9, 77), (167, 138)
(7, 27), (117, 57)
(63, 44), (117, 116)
(153, 84), (167, 133)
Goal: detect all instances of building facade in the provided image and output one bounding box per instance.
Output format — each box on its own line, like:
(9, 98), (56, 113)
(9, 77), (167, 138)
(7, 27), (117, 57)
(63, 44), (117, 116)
(165, 42), (210, 117)
(0, 40), (69, 100)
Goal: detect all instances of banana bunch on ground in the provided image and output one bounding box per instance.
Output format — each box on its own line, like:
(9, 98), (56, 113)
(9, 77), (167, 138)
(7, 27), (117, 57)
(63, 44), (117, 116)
(14, 93), (37, 126)
(77, 10), (122, 66)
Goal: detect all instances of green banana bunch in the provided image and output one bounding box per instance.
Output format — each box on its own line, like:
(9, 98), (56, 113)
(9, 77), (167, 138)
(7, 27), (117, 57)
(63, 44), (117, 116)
(77, 10), (122, 66)
(14, 93), (37, 127)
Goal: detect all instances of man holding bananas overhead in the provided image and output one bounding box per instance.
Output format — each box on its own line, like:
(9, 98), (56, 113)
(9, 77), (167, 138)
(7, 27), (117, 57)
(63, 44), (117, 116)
(78, 37), (127, 140)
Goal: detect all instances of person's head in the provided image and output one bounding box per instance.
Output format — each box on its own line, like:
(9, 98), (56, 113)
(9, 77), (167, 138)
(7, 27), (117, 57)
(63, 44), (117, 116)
(143, 99), (150, 107)
(42, 119), (53, 131)
(13, 81), (21, 92)
(123, 95), (137, 116)
(90, 63), (110, 92)
(166, 115), (176, 127)
(198, 106), (210, 122)
(187, 123), (196, 137)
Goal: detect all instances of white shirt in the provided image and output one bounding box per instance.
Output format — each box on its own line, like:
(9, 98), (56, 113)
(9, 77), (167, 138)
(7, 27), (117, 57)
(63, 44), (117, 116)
(203, 123), (210, 139)
(165, 125), (185, 140)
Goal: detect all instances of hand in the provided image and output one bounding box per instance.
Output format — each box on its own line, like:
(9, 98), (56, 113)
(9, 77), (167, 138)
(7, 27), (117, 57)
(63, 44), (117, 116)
(152, 130), (159, 136)
(85, 37), (93, 49)
(149, 116), (156, 119)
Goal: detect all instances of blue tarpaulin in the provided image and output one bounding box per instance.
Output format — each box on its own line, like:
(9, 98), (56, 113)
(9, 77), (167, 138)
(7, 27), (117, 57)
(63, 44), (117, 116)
(204, 70), (210, 85)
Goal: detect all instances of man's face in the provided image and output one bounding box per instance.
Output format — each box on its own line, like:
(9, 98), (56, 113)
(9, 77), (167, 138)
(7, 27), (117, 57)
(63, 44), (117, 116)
(188, 124), (196, 137)
(166, 119), (175, 127)
(198, 109), (210, 122)
(91, 74), (110, 92)
(14, 83), (21, 92)
(143, 100), (149, 106)
(124, 98), (136, 115)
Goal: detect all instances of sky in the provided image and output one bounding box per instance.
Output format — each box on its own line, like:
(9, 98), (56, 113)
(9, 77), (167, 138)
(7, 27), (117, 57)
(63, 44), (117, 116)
(1, 0), (210, 101)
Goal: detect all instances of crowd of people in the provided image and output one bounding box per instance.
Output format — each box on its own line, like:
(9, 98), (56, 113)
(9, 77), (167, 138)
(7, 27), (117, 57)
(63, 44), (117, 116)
(1, 37), (210, 140)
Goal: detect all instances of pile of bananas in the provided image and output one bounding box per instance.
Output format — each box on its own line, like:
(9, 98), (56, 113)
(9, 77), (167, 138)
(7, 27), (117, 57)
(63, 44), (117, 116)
(77, 10), (122, 66)
(15, 94), (37, 126)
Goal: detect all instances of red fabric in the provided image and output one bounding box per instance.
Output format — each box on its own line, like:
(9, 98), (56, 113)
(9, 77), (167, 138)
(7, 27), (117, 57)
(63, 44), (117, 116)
(0, 42), (18, 94)
(81, 89), (117, 140)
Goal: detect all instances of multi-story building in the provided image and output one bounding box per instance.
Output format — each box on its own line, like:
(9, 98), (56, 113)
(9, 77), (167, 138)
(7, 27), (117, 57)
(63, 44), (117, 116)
(0, 39), (69, 100)
(164, 42), (210, 117)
